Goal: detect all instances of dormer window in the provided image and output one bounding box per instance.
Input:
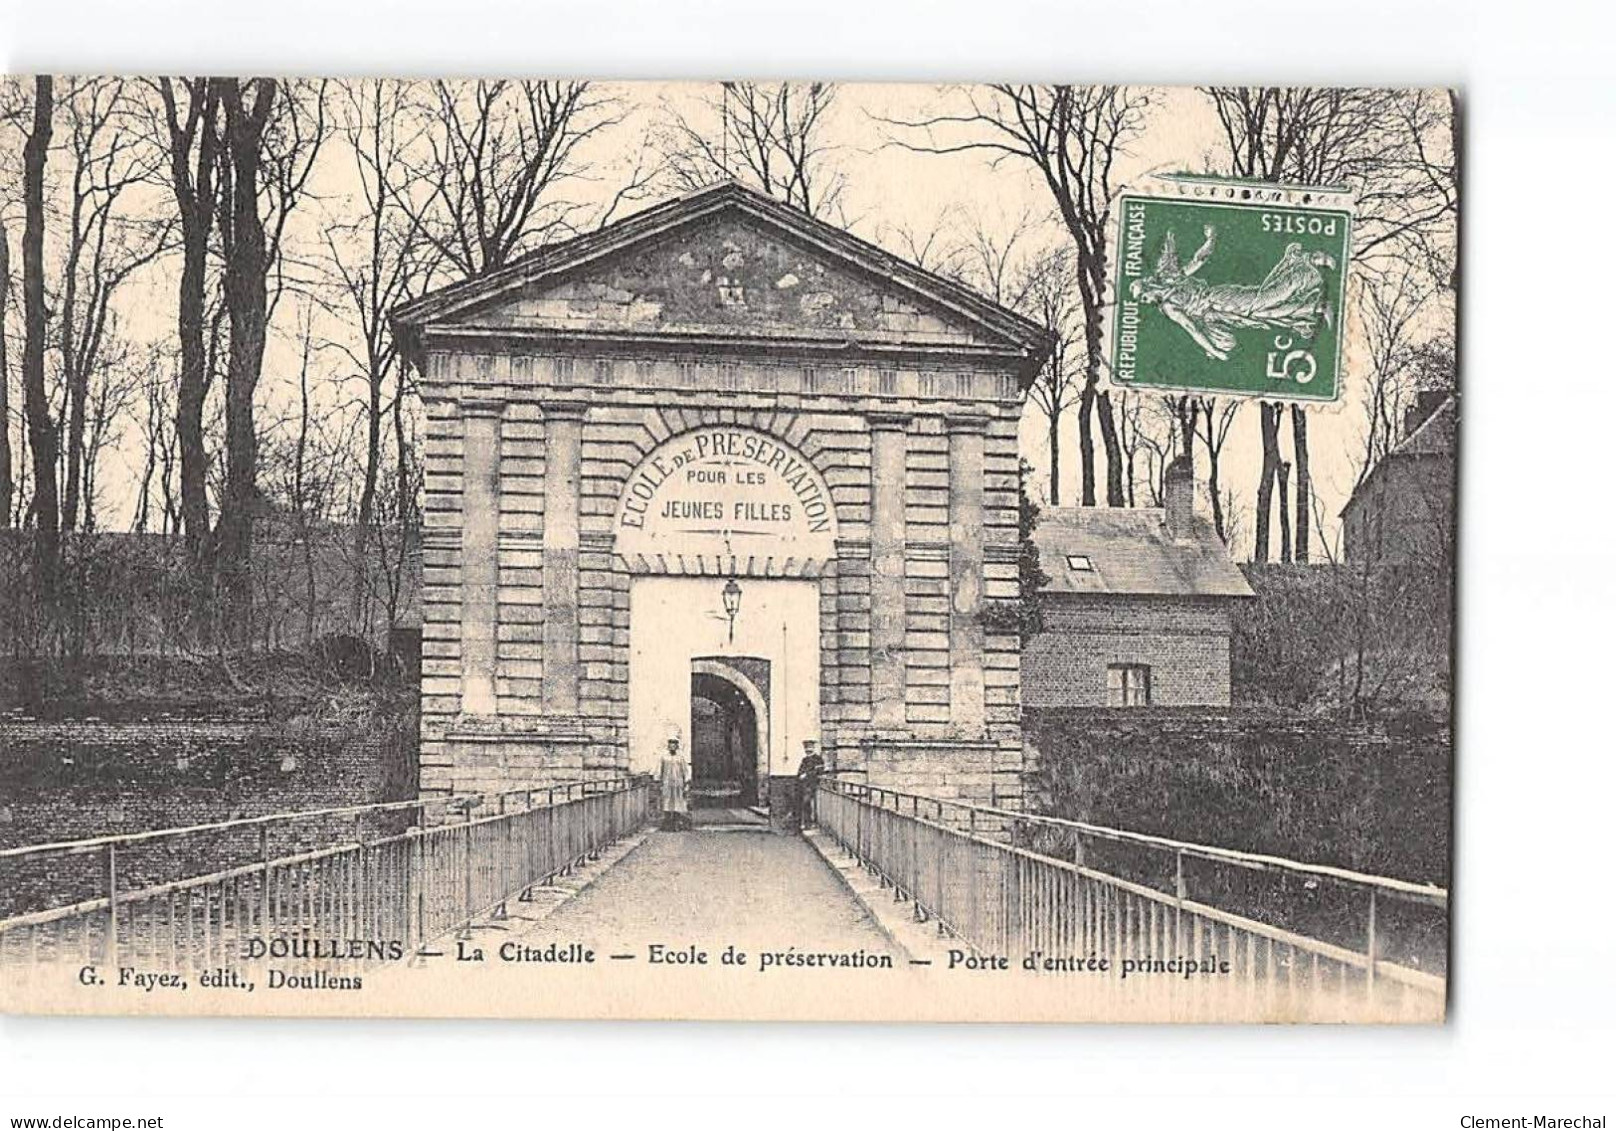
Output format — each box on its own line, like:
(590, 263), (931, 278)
(1066, 554), (1093, 572)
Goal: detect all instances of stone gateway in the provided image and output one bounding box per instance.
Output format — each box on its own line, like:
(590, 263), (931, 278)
(393, 182), (1051, 822)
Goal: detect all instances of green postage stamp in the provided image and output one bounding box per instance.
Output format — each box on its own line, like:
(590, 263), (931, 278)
(1109, 176), (1354, 402)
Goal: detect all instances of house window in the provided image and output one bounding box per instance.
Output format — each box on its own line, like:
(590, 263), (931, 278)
(1107, 664), (1151, 707)
(1066, 554), (1093, 571)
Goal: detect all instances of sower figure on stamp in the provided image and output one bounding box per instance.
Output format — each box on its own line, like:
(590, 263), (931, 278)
(796, 739), (825, 830)
(659, 729), (691, 831)
(1130, 224), (1336, 361)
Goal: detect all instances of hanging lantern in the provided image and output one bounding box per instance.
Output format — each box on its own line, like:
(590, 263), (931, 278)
(722, 577), (743, 643)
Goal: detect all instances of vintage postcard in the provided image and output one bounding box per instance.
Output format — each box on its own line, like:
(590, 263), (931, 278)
(0, 79), (1456, 1022)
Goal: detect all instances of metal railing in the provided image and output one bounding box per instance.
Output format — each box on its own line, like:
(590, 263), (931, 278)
(0, 777), (654, 977)
(816, 780), (1447, 1021)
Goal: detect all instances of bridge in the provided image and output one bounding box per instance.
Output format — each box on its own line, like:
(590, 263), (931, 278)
(0, 778), (1446, 1021)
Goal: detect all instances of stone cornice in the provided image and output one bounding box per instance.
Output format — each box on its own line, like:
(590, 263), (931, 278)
(907, 542), (952, 562)
(945, 411), (992, 434)
(419, 324), (1035, 372)
(541, 398), (590, 421)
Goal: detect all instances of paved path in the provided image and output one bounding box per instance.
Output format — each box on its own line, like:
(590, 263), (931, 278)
(503, 827), (900, 956)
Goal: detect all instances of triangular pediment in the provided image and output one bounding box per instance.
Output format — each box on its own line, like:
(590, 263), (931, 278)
(395, 183), (1050, 366)
(458, 212), (993, 344)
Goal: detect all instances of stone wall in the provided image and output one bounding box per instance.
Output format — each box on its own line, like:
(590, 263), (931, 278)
(832, 736), (1024, 808)
(0, 711), (418, 916)
(1022, 596), (1233, 708)
(417, 351), (1025, 802)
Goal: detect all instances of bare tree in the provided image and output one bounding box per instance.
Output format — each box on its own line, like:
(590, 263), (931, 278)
(874, 208), (962, 275)
(1193, 396), (1241, 542)
(1276, 453), (1293, 563)
(1163, 395), (1199, 465)
(1355, 267), (1433, 482)
(324, 79), (441, 630)
(77, 334), (144, 532)
(1204, 86), (1456, 562)
(288, 307), (321, 642)
(325, 79), (438, 533)
(0, 222), (12, 527)
(1114, 389), (1146, 507)
(1429, 90), (1461, 293)
(1292, 405), (1310, 562)
(259, 78), (330, 318)
(1219, 481), (1247, 553)
(950, 208), (1036, 306)
(56, 78), (172, 532)
(1126, 394), (1183, 508)
(368, 442), (422, 639)
(406, 80), (628, 280)
(252, 295), (366, 651)
(658, 82), (846, 219)
(132, 347), (180, 535)
(945, 209), (1091, 507)
(1204, 87), (1313, 562)
(153, 76), (223, 565)
(204, 77), (329, 641)
(213, 77), (277, 639)
(21, 77), (59, 592)
(1015, 245), (1083, 507)
(1206, 87), (1454, 274)
(883, 85), (1147, 506)
(1255, 401), (1288, 562)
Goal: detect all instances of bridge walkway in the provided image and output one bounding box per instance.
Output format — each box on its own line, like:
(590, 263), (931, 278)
(481, 822), (901, 958)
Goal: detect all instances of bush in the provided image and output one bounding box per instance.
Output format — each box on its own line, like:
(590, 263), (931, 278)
(1025, 707), (1451, 885)
(1024, 706), (1451, 972)
(314, 633), (384, 681)
(1233, 562), (1452, 715)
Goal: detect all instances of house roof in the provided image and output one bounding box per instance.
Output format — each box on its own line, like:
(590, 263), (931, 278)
(1390, 394), (1455, 458)
(1341, 394), (1456, 517)
(391, 181), (1053, 385)
(1034, 507), (1255, 599)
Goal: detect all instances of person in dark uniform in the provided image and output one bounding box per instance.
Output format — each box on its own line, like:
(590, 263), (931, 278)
(796, 739), (825, 830)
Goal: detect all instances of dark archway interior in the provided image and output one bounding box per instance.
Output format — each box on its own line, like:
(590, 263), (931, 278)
(689, 671), (759, 808)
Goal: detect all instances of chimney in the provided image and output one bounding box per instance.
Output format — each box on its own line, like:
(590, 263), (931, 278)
(1164, 456), (1194, 541)
(1403, 390), (1448, 440)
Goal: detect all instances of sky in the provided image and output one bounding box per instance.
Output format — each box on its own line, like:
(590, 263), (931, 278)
(2, 80), (1456, 560)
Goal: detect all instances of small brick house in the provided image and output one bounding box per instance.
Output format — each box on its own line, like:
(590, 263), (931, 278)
(1022, 459), (1253, 709)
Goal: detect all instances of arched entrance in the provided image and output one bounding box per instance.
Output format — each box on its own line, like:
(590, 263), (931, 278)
(618, 425), (836, 805)
(689, 659), (770, 809)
